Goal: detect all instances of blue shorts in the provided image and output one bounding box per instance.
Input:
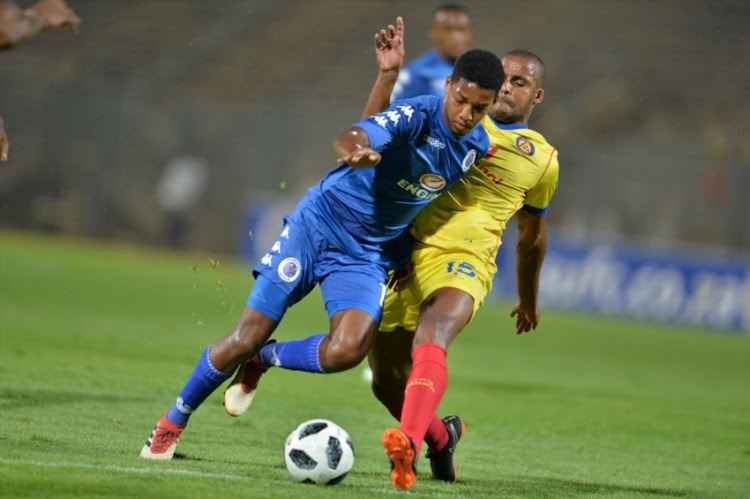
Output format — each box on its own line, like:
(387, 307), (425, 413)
(247, 218), (388, 322)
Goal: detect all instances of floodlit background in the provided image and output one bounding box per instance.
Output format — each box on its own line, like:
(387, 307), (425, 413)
(1, 0), (749, 330)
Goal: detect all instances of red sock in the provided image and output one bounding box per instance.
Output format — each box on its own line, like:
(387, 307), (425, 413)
(424, 415), (449, 454)
(387, 377), (448, 453)
(400, 343), (448, 456)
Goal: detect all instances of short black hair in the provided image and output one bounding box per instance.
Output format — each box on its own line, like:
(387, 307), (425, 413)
(451, 49), (504, 92)
(434, 3), (470, 16)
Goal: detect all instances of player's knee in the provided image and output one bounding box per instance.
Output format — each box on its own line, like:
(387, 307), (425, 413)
(323, 341), (368, 372)
(227, 315), (272, 356)
(226, 330), (263, 357)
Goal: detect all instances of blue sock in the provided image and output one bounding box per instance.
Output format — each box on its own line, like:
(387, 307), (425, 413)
(166, 346), (232, 425)
(258, 334), (326, 373)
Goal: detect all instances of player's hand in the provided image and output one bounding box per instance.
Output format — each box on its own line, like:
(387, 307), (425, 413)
(33, 0), (81, 35)
(510, 302), (540, 334)
(337, 147), (381, 168)
(0, 119), (8, 162)
(374, 16), (405, 74)
(388, 263), (413, 290)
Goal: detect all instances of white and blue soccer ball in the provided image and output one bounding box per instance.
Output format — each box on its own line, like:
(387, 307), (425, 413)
(284, 419), (354, 485)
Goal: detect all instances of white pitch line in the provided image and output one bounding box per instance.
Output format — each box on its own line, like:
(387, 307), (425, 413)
(0, 457), (252, 481)
(0, 458), (467, 497)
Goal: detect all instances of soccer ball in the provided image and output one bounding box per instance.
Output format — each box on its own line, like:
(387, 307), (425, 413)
(284, 419), (355, 485)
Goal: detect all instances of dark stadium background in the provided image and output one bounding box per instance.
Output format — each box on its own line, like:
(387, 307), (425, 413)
(1, 0), (748, 329)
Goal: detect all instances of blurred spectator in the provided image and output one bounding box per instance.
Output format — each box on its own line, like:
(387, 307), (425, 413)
(390, 3), (471, 102)
(0, 0), (81, 162)
(155, 153), (208, 249)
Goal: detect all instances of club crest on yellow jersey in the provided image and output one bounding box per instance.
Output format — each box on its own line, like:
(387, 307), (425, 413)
(515, 136), (535, 156)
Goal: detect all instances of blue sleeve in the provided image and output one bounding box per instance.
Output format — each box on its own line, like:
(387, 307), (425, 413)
(354, 102), (422, 152)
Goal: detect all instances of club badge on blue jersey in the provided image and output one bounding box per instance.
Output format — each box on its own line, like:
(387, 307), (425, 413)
(461, 149), (477, 172)
(278, 257), (301, 282)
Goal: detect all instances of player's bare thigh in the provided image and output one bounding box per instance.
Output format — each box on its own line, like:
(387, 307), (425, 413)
(414, 287), (474, 349)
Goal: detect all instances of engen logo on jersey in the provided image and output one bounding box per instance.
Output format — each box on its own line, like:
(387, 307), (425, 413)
(420, 174), (446, 191)
(515, 136), (535, 156)
(396, 177), (442, 200)
(278, 257), (301, 283)
(461, 149), (477, 172)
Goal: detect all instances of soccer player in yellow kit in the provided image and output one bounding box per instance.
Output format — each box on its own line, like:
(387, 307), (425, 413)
(363, 23), (559, 489)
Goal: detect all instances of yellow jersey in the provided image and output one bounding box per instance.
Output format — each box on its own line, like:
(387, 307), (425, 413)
(410, 115), (559, 269)
(380, 116), (559, 332)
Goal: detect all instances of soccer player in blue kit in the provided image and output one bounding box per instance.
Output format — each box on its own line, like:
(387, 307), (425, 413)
(140, 18), (505, 460)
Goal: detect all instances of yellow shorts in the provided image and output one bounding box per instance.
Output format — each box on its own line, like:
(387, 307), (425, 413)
(380, 243), (494, 332)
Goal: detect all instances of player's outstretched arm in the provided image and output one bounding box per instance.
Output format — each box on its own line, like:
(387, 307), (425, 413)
(0, 115), (8, 162)
(511, 210), (547, 334)
(333, 126), (381, 168)
(361, 16), (405, 119)
(0, 0), (80, 49)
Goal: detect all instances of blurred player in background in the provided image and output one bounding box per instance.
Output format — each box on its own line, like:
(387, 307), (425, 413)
(0, 0), (81, 162)
(365, 32), (559, 489)
(140, 17), (505, 461)
(390, 3), (471, 102)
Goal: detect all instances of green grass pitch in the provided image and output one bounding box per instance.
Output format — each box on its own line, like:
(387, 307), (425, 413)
(1, 230), (748, 498)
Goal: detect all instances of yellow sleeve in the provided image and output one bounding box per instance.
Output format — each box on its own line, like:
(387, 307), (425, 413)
(523, 149), (559, 214)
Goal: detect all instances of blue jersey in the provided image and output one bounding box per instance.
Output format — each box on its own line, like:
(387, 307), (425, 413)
(289, 95), (489, 269)
(391, 50), (454, 102)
